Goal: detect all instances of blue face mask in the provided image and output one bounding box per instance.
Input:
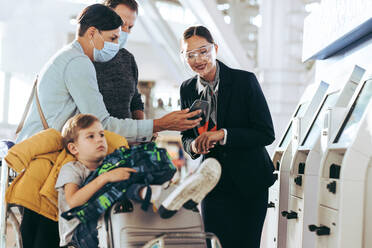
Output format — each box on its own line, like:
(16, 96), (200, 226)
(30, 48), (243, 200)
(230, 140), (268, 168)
(92, 33), (119, 62)
(118, 30), (129, 49)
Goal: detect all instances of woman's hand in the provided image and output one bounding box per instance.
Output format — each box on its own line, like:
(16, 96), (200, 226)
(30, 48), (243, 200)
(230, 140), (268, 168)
(192, 129), (225, 154)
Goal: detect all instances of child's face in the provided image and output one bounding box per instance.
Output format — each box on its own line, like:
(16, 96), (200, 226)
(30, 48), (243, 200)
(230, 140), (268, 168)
(68, 121), (108, 163)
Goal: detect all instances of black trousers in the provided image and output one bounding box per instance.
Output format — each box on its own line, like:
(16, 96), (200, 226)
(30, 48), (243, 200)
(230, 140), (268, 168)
(201, 189), (268, 248)
(20, 208), (60, 248)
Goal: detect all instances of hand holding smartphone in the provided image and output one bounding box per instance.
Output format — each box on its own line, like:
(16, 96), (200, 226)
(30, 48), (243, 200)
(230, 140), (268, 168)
(188, 100), (209, 121)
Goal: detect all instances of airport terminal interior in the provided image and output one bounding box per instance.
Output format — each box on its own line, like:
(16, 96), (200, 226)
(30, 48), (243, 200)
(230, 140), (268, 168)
(0, 0), (372, 247)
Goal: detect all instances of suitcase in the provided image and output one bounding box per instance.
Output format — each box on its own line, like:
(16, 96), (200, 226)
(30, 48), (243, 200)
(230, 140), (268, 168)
(97, 200), (217, 248)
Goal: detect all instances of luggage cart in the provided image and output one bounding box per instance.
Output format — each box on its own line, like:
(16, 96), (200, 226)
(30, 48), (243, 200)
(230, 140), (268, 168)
(143, 232), (222, 248)
(1, 140), (221, 248)
(0, 140), (22, 248)
(96, 199), (222, 248)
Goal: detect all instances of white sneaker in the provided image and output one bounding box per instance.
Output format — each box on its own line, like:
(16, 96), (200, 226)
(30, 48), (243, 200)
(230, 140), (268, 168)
(158, 158), (221, 218)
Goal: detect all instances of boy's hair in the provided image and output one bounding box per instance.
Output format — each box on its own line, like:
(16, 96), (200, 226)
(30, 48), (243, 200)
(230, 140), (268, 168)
(62, 114), (100, 151)
(103, 0), (139, 14)
(77, 3), (123, 36)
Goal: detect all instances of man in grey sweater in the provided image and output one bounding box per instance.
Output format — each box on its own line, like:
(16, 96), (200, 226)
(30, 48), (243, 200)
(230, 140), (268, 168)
(95, 0), (144, 120)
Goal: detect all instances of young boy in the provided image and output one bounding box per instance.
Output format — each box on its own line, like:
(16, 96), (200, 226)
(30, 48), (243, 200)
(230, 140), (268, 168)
(56, 114), (221, 247)
(55, 114), (137, 247)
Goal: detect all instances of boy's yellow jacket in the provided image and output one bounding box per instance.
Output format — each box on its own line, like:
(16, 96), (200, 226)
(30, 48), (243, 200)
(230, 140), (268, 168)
(5, 128), (128, 221)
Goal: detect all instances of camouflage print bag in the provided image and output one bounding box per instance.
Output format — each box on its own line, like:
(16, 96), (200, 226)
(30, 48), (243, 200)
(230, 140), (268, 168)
(62, 142), (176, 223)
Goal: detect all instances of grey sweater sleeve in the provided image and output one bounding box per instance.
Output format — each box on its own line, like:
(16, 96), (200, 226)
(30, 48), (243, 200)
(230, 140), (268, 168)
(65, 56), (153, 143)
(129, 54), (144, 112)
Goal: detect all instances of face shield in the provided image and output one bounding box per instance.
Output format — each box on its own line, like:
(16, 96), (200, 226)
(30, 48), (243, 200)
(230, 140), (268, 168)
(180, 43), (217, 76)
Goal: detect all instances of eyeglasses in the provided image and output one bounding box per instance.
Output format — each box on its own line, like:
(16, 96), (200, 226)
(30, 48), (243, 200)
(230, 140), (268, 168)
(183, 44), (214, 61)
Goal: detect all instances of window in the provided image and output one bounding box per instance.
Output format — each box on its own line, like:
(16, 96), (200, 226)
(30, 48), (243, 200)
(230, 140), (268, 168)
(0, 71), (4, 122)
(155, 1), (196, 24)
(8, 75), (33, 125)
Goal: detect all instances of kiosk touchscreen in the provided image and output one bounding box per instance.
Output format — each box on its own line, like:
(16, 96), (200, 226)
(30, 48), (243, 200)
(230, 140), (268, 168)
(263, 104), (307, 248)
(263, 81), (328, 248)
(284, 65), (365, 248)
(309, 74), (372, 248)
(272, 81), (328, 173)
(262, 103), (308, 248)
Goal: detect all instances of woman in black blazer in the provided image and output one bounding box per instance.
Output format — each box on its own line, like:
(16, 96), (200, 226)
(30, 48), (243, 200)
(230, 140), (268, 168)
(180, 25), (276, 248)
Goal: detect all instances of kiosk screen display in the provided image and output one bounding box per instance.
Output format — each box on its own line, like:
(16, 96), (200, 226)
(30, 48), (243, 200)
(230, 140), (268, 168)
(294, 102), (309, 118)
(279, 122), (293, 148)
(334, 80), (372, 144)
(302, 93), (339, 147)
(279, 103), (308, 148)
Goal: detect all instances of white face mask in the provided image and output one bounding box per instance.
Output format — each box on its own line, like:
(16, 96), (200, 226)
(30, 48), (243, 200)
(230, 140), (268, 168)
(118, 30), (129, 49)
(92, 32), (119, 62)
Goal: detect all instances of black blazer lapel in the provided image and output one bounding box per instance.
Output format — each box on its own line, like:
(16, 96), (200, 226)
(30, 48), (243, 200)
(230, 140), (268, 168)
(217, 61), (233, 128)
(189, 79), (200, 103)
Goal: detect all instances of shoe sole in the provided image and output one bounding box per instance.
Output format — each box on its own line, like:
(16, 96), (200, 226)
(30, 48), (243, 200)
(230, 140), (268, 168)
(159, 158), (221, 217)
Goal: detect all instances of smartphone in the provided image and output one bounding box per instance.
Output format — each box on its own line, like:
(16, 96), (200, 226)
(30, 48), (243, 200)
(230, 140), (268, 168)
(188, 100), (209, 120)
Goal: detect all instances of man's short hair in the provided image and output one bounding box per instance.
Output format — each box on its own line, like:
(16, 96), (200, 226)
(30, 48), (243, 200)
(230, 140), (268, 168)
(77, 3), (123, 36)
(62, 114), (100, 151)
(103, 0), (139, 14)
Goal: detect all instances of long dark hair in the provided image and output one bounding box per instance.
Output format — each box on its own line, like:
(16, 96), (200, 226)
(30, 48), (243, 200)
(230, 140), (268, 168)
(77, 4), (123, 36)
(183, 25), (215, 44)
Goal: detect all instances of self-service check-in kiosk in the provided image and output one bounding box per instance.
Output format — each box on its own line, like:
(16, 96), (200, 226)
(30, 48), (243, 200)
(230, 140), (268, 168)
(265, 81), (328, 248)
(308, 74), (372, 247)
(284, 65), (365, 248)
